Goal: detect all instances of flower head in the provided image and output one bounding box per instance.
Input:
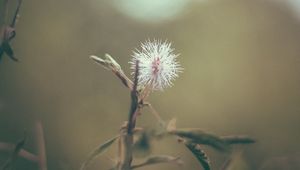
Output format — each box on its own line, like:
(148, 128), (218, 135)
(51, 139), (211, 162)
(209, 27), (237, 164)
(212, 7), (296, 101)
(130, 40), (182, 90)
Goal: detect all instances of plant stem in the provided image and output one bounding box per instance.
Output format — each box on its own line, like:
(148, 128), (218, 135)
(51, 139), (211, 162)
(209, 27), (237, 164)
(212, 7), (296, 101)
(118, 61), (139, 170)
(35, 120), (47, 170)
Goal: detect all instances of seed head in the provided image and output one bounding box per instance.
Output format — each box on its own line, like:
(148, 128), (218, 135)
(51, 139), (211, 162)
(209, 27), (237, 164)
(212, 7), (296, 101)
(130, 40), (182, 90)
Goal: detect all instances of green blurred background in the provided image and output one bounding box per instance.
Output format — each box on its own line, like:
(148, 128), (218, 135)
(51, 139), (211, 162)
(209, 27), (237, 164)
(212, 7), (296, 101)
(0, 0), (300, 169)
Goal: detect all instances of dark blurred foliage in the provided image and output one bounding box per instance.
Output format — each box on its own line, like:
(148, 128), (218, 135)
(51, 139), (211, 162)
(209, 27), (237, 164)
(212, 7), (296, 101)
(0, 0), (300, 169)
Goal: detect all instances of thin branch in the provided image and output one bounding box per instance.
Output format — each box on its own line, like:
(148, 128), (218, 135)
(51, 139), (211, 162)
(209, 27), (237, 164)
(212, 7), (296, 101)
(142, 102), (165, 126)
(35, 120), (47, 170)
(10, 0), (22, 28)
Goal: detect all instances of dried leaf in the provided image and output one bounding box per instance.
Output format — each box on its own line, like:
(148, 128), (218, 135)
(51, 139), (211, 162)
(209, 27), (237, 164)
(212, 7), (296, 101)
(104, 53), (121, 71)
(166, 118), (177, 132)
(90, 55), (110, 70)
(131, 155), (183, 169)
(185, 142), (210, 170)
(90, 54), (133, 89)
(90, 54), (122, 72)
(171, 129), (229, 151)
(80, 135), (119, 170)
(221, 136), (255, 145)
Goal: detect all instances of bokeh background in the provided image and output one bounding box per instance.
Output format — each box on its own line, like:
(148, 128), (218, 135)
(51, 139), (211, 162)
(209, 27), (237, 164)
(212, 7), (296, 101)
(1, 0), (300, 169)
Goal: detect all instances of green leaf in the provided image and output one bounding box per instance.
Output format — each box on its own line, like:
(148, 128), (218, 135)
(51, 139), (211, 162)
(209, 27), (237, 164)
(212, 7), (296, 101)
(131, 155), (183, 169)
(171, 128), (229, 152)
(185, 142), (210, 170)
(221, 136), (255, 145)
(80, 135), (119, 170)
(1, 135), (26, 170)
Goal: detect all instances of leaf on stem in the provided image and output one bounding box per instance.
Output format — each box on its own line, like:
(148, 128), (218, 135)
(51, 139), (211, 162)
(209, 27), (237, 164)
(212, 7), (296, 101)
(90, 54), (121, 72)
(185, 142), (210, 170)
(90, 54), (133, 89)
(80, 135), (119, 170)
(170, 128), (230, 152)
(221, 136), (255, 145)
(131, 155), (183, 169)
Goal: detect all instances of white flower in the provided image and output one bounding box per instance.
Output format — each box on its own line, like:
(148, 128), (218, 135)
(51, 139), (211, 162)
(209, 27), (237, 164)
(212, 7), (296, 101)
(130, 40), (182, 90)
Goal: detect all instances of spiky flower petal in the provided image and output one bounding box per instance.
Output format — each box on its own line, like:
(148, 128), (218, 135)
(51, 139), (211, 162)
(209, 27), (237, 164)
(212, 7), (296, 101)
(130, 40), (182, 90)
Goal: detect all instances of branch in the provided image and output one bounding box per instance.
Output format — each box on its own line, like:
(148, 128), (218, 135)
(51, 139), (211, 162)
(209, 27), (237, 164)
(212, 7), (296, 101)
(10, 0), (22, 28)
(118, 61), (139, 170)
(35, 120), (47, 170)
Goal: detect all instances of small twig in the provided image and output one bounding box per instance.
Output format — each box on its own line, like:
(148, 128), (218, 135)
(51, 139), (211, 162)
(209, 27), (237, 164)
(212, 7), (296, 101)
(142, 102), (165, 126)
(10, 0), (22, 28)
(139, 85), (151, 101)
(35, 120), (47, 170)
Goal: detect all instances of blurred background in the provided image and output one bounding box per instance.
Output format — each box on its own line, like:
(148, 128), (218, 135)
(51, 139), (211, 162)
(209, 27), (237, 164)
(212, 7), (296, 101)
(0, 0), (300, 169)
